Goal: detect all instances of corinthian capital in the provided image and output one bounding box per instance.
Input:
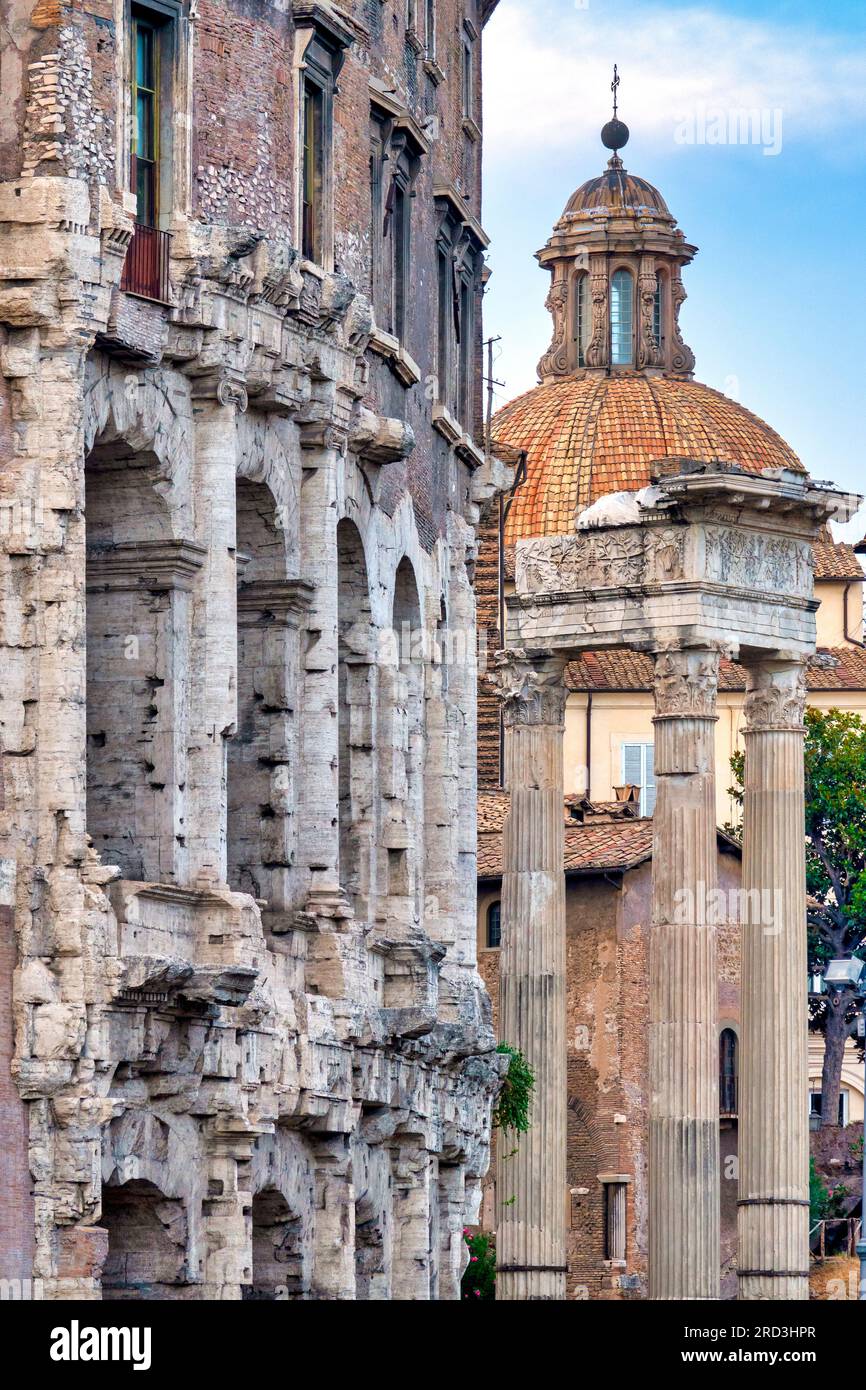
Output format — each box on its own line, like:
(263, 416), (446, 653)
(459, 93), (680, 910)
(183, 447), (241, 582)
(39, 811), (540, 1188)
(743, 659), (808, 732)
(653, 647), (721, 719)
(488, 649), (568, 728)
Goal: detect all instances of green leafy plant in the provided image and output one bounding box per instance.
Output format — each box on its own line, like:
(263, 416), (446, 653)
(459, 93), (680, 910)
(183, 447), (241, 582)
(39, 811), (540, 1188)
(810, 1156), (850, 1225)
(460, 1230), (496, 1301)
(493, 1043), (535, 1135)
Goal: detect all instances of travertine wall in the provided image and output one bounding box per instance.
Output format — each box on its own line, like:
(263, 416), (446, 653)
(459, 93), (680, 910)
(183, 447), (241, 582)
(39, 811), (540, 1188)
(0, 0), (506, 1299)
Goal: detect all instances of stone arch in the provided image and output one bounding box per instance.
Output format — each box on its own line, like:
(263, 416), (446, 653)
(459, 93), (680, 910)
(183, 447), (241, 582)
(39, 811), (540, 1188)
(82, 355), (194, 537)
(229, 474), (299, 907)
(352, 1141), (392, 1300)
(101, 1110), (202, 1299)
(381, 556), (425, 930)
(246, 1130), (315, 1300)
(84, 377), (195, 883)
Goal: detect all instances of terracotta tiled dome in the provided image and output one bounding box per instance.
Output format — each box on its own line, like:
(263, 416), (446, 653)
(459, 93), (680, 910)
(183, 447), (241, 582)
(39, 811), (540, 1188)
(564, 167), (671, 218)
(492, 374), (805, 543)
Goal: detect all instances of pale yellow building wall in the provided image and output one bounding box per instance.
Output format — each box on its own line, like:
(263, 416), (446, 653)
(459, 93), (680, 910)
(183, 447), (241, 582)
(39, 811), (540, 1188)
(563, 581), (866, 825)
(816, 578), (864, 647)
(809, 1038), (865, 1125)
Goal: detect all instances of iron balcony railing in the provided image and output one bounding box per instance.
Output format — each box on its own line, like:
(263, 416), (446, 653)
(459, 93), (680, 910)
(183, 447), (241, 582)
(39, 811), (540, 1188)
(120, 223), (172, 303)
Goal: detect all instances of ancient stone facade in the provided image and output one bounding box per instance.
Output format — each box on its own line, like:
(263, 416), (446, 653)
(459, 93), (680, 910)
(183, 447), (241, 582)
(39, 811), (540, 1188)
(0, 0), (508, 1299)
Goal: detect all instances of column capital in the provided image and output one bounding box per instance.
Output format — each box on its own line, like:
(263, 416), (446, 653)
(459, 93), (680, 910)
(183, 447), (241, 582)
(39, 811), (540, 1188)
(489, 648), (568, 728)
(742, 657), (808, 733)
(652, 646), (721, 720)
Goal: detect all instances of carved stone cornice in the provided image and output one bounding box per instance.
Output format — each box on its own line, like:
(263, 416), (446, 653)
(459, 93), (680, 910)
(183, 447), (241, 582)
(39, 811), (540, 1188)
(189, 371), (249, 412)
(488, 649), (568, 728)
(742, 660), (808, 733)
(236, 578), (316, 627)
(86, 539), (207, 593)
(652, 647), (721, 719)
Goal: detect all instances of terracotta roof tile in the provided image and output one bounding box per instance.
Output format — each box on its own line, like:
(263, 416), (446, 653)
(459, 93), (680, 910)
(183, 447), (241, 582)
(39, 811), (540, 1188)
(813, 538), (864, 581)
(491, 374), (805, 544)
(478, 814), (655, 880)
(565, 647), (866, 693)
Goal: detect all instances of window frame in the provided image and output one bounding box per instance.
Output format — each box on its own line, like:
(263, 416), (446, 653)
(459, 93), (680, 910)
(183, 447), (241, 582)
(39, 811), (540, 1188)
(128, 0), (179, 231)
(621, 741), (656, 817)
(486, 900), (501, 950)
(298, 28), (345, 270)
(575, 272), (591, 368)
(602, 1181), (628, 1264)
(610, 267), (635, 366)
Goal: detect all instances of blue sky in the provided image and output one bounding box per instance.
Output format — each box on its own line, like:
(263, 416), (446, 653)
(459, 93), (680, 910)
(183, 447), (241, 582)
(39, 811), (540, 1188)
(481, 0), (866, 537)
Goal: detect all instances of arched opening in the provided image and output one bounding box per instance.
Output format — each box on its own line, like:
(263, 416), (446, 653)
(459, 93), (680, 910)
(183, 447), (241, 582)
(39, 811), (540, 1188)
(720, 1028), (739, 1117)
(101, 1179), (188, 1299)
(382, 558), (425, 930)
(353, 1141), (392, 1300)
(575, 273), (590, 367)
(229, 478), (291, 907)
(486, 900), (501, 949)
(337, 519), (376, 917)
(85, 443), (182, 883)
(610, 268), (634, 366)
(244, 1189), (309, 1301)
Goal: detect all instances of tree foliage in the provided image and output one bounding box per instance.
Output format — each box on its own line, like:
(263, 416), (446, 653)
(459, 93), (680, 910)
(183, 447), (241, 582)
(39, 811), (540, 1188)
(492, 1043), (535, 1134)
(730, 708), (866, 1123)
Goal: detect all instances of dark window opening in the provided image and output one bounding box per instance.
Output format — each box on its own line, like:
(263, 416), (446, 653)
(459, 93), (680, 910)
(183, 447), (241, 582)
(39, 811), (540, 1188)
(603, 1182), (627, 1263)
(302, 79), (325, 263)
(486, 901), (501, 950)
(719, 1028), (738, 1116)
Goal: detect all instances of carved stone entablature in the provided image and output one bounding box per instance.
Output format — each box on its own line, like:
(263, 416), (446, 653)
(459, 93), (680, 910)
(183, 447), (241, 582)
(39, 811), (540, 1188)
(653, 647), (720, 719)
(703, 527), (813, 597)
(298, 420), (349, 455)
(516, 529), (644, 594)
(189, 370), (249, 412)
(742, 660), (808, 733)
(488, 649), (569, 728)
(236, 578), (316, 627)
(86, 539), (207, 593)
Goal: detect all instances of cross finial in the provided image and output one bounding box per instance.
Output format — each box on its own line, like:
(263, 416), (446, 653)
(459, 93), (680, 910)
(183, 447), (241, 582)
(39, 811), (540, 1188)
(611, 64), (620, 120)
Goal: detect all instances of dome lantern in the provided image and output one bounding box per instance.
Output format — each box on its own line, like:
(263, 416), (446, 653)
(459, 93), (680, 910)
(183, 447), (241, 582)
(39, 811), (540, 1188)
(537, 68), (697, 383)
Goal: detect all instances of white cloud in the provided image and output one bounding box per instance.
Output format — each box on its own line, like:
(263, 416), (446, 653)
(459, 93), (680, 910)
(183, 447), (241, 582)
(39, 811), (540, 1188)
(483, 0), (866, 164)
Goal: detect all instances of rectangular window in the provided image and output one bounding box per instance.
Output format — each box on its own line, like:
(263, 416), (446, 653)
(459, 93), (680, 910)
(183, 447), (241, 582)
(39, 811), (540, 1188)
(133, 16), (159, 226)
(437, 246), (452, 409)
(458, 273), (473, 426)
(393, 181), (409, 339)
(302, 79), (325, 263)
(603, 1183), (627, 1263)
(621, 743), (656, 817)
(462, 37), (474, 118)
(425, 0), (436, 58)
(809, 1090), (848, 1126)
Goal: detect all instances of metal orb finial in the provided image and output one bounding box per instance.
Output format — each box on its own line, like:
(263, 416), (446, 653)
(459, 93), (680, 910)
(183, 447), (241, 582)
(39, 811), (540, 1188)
(601, 64), (629, 157)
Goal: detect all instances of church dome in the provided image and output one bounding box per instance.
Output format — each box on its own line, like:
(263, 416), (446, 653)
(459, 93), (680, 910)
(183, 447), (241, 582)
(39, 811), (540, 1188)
(492, 374), (805, 543)
(563, 167), (671, 219)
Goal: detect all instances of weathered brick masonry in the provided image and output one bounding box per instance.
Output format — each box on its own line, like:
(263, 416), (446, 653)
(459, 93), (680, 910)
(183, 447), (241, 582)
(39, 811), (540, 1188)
(0, 0), (509, 1299)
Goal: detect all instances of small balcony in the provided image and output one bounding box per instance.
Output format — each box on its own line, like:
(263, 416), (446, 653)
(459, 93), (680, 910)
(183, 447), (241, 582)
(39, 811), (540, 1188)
(120, 223), (172, 304)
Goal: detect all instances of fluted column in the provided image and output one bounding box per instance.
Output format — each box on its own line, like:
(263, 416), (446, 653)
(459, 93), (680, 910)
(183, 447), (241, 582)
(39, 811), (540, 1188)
(738, 659), (809, 1300)
(492, 650), (568, 1301)
(649, 647), (721, 1300)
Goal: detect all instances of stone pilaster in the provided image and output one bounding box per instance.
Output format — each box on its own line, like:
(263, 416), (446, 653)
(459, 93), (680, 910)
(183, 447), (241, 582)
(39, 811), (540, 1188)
(491, 650), (568, 1301)
(187, 378), (245, 885)
(737, 659), (809, 1301)
(649, 647), (721, 1300)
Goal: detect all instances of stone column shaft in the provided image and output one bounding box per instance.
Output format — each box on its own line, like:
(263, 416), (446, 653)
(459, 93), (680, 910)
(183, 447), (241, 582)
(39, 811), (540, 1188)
(493, 652), (567, 1301)
(738, 660), (809, 1300)
(650, 648), (721, 1300)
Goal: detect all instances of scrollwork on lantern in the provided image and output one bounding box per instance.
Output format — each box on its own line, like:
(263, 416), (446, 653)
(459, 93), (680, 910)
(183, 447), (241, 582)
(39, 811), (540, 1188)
(669, 271), (696, 376)
(584, 257), (609, 369)
(653, 647), (720, 718)
(488, 649), (569, 728)
(743, 662), (808, 732)
(537, 277), (570, 379)
(637, 257), (664, 370)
